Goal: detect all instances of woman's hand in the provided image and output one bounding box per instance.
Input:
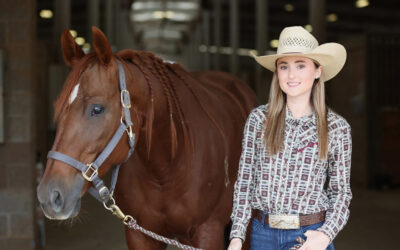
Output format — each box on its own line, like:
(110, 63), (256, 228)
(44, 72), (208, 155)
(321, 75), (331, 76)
(227, 238), (243, 250)
(298, 230), (330, 250)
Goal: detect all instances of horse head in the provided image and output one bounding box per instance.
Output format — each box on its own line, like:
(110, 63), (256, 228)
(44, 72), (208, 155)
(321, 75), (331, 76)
(37, 27), (146, 220)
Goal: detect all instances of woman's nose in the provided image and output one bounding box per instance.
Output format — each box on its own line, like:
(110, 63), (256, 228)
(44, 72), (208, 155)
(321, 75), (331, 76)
(288, 69), (295, 79)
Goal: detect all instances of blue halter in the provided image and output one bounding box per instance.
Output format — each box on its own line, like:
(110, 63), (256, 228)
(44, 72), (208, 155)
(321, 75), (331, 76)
(47, 60), (135, 203)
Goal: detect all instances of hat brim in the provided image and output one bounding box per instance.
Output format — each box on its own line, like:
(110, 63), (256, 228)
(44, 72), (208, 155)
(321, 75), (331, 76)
(253, 43), (346, 81)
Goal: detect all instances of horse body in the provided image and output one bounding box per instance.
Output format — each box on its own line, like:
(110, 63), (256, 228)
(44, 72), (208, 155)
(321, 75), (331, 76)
(37, 27), (257, 250)
(116, 61), (256, 249)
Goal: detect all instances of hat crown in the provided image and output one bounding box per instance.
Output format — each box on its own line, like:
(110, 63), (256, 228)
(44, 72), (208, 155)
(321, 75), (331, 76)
(277, 26), (319, 54)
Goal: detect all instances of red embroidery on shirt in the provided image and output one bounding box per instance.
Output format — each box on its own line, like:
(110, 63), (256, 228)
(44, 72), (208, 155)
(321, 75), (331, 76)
(298, 142), (318, 153)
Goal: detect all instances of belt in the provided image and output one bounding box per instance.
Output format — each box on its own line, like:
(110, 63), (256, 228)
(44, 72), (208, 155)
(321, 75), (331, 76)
(255, 210), (326, 229)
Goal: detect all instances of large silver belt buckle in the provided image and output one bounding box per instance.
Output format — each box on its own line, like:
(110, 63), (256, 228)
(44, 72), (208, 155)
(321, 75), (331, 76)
(269, 214), (300, 229)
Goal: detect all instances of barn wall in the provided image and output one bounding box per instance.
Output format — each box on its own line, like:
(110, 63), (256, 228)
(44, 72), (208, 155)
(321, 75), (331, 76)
(0, 0), (38, 249)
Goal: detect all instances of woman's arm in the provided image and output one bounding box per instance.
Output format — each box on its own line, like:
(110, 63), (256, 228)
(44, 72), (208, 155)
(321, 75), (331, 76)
(299, 122), (352, 250)
(229, 110), (259, 243)
(316, 122), (353, 242)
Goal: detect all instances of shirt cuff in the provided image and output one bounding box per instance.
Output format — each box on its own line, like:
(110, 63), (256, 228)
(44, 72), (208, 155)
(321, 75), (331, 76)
(316, 224), (336, 243)
(229, 222), (247, 242)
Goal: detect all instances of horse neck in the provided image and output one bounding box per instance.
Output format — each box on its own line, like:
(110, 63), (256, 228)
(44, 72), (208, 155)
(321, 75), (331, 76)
(124, 59), (185, 176)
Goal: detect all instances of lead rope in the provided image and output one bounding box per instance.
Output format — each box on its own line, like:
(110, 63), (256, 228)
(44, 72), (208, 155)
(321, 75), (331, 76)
(127, 220), (202, 250)
(103, 195), (202, 250)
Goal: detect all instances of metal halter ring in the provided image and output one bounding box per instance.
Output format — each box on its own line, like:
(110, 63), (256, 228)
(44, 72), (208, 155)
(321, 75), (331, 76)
(82, 163), (98, 181)
(126, 125), (134, 139)
(123, 215), (134, 225)
(103, 196), (116, 211)
(120, 117), (134, 139)
(120, 90), (131, 109)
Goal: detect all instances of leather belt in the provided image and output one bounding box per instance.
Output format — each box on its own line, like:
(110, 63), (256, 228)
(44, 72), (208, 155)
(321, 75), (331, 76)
(255, 210), (326, 228)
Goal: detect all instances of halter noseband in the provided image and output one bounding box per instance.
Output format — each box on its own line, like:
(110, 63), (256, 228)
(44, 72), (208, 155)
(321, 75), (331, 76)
(47, 60), (135, 203)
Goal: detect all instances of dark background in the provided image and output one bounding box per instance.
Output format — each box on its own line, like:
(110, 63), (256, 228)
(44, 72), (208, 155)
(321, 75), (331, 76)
(0, 0), (399, 249)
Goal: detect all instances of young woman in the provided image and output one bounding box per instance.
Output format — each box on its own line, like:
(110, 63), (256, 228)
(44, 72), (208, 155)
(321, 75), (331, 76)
(228, 26), (352, 250)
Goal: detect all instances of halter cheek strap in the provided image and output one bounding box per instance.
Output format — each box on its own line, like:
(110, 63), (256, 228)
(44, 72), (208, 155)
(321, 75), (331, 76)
(47, 60), (135, 203)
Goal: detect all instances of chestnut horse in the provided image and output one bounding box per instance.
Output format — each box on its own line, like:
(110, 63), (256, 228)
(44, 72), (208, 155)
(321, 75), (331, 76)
(37, 27), (257, 249)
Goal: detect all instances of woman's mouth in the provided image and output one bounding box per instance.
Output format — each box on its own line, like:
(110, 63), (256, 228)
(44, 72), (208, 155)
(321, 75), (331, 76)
(287, 82), (300, 87)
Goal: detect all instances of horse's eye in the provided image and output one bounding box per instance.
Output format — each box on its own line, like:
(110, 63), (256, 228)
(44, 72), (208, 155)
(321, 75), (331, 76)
(90, 105), (105, 117)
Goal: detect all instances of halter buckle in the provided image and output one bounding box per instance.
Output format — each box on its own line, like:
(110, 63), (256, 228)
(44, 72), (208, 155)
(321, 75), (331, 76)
(121, 90), (131, 109)
(82, 163), (98, 181)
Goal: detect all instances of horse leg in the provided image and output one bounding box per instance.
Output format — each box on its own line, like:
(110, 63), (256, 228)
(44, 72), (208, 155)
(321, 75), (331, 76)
(125, 228), (167, 250)
(189, 220), (226, 250)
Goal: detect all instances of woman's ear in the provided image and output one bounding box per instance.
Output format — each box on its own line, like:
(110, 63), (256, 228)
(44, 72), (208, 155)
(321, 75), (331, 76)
(315, 66), (323, 79)
(61, 29), (85, 67)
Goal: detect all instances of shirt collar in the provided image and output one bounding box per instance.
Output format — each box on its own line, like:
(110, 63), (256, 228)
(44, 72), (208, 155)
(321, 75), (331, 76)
(285, 104), (317, 126)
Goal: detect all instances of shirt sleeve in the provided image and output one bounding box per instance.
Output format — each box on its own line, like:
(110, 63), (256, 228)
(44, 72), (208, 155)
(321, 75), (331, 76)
(317, 123), (353, 242)
(229, 111), (259, 242)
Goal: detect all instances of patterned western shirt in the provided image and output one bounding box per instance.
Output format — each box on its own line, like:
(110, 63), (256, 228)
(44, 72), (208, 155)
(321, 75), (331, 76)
(230, 104), (352, 242)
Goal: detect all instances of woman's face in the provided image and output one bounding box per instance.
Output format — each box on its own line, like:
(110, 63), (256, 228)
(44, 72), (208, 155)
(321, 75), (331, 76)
(276, 56), (322, 100)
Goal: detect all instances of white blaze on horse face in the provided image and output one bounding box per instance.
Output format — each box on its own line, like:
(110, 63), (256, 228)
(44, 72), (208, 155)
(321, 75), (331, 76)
(69, 83), (80, 105)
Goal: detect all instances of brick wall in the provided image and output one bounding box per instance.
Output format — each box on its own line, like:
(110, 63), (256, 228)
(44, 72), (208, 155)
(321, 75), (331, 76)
(0, 0), (38, 249)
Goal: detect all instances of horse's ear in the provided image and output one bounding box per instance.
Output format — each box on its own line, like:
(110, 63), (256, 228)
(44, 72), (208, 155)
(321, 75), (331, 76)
(61, 29), (85, 67)
(92, 26), (112, 65)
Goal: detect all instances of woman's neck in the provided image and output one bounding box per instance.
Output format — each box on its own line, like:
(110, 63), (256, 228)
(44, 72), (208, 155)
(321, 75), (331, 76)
(286, 96), (313, 119)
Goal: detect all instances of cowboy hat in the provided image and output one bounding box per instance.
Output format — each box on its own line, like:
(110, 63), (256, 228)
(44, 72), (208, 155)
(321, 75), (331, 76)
(253, 26), (346, 81)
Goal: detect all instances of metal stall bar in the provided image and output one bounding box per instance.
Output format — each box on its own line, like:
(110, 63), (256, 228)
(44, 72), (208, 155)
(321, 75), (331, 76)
(105, 0), (115, 46)
(256, 0), (269, 103)
(309, 0), (326, 42)
(230, 0), (239, 75)
(203, 11), (211, 70)
(213, 0), (221, 70)
(88, 0), (100, 42)
(54, 0), (71, 63)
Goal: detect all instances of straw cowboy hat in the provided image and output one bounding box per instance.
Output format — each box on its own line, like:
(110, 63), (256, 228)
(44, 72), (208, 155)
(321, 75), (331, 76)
(253, 26), (346, 81)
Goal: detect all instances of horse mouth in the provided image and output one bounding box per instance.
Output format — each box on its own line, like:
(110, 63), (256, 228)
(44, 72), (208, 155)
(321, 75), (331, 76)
(41, 197), (81, 220)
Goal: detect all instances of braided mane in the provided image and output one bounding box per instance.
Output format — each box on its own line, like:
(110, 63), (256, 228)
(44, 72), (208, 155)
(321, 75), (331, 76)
(116, 50), (194, 160)
(54, 50), (219, 161)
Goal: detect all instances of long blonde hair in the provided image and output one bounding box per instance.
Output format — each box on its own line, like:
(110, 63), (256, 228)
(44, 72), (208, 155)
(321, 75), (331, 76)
(264, 70), (328, 160)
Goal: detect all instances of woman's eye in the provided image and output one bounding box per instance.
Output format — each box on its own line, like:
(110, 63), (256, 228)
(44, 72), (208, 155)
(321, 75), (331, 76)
(297, 64), (305, 69)
(90, 105), (105, 117)
(279, 65), (287, 70)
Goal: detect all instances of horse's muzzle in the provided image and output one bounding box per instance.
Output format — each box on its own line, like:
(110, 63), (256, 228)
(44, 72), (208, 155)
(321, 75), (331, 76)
(37, 177), (83, 220)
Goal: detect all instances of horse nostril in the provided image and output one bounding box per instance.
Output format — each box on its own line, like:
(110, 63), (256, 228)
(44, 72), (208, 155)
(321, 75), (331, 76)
(50, 190), (64, 213)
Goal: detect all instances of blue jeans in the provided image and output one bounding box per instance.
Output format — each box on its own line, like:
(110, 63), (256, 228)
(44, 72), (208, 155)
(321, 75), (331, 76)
(250, 215), (334, 250)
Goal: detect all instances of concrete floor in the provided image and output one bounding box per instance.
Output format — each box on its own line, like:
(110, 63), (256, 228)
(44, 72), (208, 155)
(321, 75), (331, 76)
(42, 186), (400, 250)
